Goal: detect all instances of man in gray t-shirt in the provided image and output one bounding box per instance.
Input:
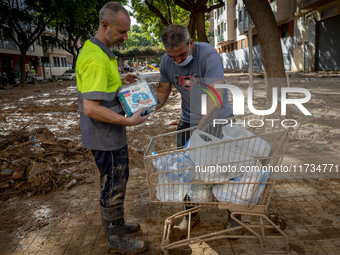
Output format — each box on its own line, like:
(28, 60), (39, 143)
(155, 25), (240, 239)
(156, 26), (233, 146)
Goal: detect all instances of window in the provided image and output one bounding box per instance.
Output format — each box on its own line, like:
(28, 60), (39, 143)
(235, 41), (238, 50)
(253, 34), (258, 46)
(241, 39), (245, 49)
(61, 58), (67, 67)
(29, 43), (35, 52)
(299, 15), (305, 27)
(3, 29), (17, 50)
(53, 57), (60, 67)
(231, 43), (234, 51)
(224, 22), (226, 31)
(281, 22), (289, 38)
(239, 10), (243, 22)
(0, 29), (3, 48)
(215, 11), (216, 19)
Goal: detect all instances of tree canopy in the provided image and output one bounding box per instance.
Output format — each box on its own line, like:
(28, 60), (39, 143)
(42, 0), (113, 69)
(120, 24), (160, 49)
(131, 0), (224, 42)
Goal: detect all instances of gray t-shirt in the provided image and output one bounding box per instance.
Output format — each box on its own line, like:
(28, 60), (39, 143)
(160, 42), (233, 124)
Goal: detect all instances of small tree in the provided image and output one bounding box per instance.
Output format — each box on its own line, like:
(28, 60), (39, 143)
(0, 0), (63, 87)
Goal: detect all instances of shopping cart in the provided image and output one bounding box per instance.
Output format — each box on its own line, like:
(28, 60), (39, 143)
(144, 112), (312, 255)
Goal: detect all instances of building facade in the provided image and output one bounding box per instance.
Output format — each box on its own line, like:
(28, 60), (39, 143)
(294, 0), (340, 71)
(0, 28), (44, 76)
(0, 26), (74, 80)
(40, 28), (74, 79)
(213, 0), (340, 71)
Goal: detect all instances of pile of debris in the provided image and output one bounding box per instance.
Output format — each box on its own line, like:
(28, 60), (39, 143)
(0, 127), (93, 198)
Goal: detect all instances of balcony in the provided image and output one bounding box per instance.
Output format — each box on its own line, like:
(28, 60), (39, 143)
(297, 0), (335, 10)
(239, 16), (254, 35)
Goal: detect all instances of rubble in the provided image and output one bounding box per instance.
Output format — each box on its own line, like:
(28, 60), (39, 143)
(0, 127), (92, 198)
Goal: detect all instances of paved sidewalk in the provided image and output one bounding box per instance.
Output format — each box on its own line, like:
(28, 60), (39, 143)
(1, 153), (340, 255)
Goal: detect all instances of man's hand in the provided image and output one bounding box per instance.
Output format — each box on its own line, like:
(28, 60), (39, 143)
(122, 73), (138, 85)
(128, 107), (149, 126)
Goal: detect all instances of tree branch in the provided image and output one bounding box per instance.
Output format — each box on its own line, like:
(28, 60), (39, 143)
(206, 0), (225, 13)
(173, 0), (192, 12)
(145, 0), (170, 27)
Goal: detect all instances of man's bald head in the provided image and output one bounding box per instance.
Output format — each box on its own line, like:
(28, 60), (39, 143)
(99, 2), (129, 26)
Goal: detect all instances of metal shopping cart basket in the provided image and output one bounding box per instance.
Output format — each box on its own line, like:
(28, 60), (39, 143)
(144, 112), (313, 255)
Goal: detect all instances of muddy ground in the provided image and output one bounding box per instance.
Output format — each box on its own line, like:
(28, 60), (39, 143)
(0, 71), (340, 254)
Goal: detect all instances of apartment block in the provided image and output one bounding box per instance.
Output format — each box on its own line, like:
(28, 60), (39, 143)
(0, 28), (44, 76)
(294, 0), (340, 71)
(212, 0), (299, 71)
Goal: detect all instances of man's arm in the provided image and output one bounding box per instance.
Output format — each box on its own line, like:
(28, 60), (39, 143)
(83, 99), (148, 126)
(197, 80), (224, 132)
(155, 82), (172, 110)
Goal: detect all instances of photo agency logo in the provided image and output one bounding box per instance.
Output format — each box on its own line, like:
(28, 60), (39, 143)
(201, 84), (312, 128)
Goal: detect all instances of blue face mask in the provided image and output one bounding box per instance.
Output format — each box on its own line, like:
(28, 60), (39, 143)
(174, 44), (193, 66)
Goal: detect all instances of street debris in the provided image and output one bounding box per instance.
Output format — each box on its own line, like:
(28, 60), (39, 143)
(0, 127), (92, 198)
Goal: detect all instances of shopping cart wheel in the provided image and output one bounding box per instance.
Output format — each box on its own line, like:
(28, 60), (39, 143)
(271, 215), (287, 232)
(169, 227), (183, 242)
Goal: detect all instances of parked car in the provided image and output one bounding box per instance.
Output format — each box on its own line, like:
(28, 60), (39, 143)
(62, 70), (76, 80)
(124, 65), (133, 72)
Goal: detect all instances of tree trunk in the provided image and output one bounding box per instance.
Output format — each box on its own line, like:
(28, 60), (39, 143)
(20, 49), (27, 88)
(243, 0), (286, 103)
(195, 11), (209, 43)
(72, 51), (77, 70)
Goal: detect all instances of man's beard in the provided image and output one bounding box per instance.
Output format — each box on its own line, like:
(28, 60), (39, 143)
(106, 28), (121, 48)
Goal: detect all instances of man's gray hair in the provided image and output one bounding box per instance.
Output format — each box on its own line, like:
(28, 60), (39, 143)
(99, 2), (129, 26)
(161, 24), (190, 49)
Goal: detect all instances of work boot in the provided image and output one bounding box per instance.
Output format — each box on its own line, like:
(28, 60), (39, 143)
(227, 213), (242, 239)
(174, 213), (200, 237)
(102, 222), (141, 237)
(101, 205), (148, 254)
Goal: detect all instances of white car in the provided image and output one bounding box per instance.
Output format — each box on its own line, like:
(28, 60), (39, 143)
(62, 70), (76, 80)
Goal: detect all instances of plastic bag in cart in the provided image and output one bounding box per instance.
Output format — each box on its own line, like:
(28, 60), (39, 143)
(187, 125), (271, 182)
(188, 183), (213, 202)
(152, 152), (195, 201)
(212, 170), (270, 205)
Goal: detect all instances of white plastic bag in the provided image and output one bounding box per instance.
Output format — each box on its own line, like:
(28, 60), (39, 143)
(221, 125), (271, 158)
(187, 125), (271, 183)
(188, 183), (213, 202)
(213, 170), (270, 204)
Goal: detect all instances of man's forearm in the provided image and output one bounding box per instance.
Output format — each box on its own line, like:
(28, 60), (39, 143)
(85, 104), (130, 126)
(197, 107), (220, 132)
(155, 91), (169, 110)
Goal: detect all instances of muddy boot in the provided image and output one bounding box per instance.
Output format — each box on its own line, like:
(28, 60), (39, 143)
(227, 213), (242, 240)
(102, 222), (141, 237)
(101, 205), (147, 254)
(174, 213), (200, 237)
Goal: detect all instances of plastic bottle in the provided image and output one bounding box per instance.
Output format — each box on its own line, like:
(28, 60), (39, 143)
(152, 152), (194, 183)
(64, 179), (76, 190)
